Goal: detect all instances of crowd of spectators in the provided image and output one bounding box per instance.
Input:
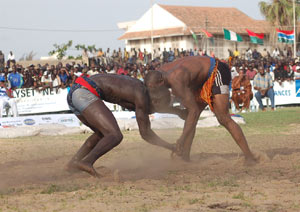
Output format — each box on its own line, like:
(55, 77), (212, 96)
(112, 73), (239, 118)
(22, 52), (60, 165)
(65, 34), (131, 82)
(0, 47), (300, 95)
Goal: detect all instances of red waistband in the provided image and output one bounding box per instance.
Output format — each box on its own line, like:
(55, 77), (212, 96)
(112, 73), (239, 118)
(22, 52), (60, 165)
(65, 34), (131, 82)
(75, 77), (100, 98)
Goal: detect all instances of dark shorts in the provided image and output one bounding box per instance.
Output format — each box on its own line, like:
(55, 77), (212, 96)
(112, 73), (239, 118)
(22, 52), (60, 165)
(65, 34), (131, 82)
(68, 88), (99, 115)
(212, 61), (231, 95)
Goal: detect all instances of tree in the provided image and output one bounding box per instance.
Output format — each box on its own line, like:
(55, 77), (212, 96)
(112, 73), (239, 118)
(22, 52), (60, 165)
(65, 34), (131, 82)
(49, 40), (73, 60)
(259, 0), (300, 45)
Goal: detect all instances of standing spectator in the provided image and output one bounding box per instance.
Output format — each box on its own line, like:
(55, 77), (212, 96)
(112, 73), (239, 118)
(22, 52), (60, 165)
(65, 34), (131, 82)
(253, 66), (275, 111)
(233, 48), (240, 58)
(51, 69), (61, 92)
(252, 49), (261, 60)
(22, 70), (34, 88)
(8, 66), (22, 89)
(40, 71), (53, 91)
(245, 65), (257, 80)
(0, 76), (18, 117)
(153, 49), (160, 61)
(272, 48), (280, 59)
(168, 48), (174, 62)
(0, 51), (5, 70)
(143, 49), (148, 64)
(82, 49), (89, 66)
(245, 48), (252, 60)
(163, 48), (169, 63)
(7, 51), (15, 68)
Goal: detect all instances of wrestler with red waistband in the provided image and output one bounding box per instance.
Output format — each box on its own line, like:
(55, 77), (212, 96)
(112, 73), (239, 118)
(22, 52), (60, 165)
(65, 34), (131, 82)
(66, 74), (187, 177)
(144, 56), (258, 164)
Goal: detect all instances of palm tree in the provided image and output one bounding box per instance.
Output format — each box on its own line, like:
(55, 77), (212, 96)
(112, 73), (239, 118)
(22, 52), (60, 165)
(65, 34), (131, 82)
(259, 0), (300, 46)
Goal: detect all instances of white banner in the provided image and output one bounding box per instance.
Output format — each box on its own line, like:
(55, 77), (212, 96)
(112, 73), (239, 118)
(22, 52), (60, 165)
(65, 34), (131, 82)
(250, 80), (300, 106)
(0, 114), (80, 128)
(13, 88), (70, 115)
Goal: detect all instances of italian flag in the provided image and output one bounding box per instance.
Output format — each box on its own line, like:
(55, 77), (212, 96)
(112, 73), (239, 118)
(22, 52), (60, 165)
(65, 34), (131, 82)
(246, 29), (264, 45)
(223, 28), (242, 42)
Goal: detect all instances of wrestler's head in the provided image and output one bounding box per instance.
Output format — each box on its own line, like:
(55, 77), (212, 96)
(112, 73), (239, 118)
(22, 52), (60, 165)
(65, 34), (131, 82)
(144, 70), (171, 112)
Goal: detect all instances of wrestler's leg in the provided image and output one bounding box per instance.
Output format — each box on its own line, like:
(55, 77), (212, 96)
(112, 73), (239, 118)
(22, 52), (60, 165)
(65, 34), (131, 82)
(66, 116), (104, 172)
(213, 94), (256, 162)
(74, 99), (123, 177)
(177, 101), (207, 161)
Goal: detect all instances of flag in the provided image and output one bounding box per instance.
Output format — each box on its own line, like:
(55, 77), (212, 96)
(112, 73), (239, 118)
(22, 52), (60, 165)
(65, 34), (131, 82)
(276, 29), (294, 44)
(202, 29), (214, 44)
(246, 29), (264, 45)
(190, 29), (198, 45)
(202, 29), (213, 38)
(223, 28), (242, 42)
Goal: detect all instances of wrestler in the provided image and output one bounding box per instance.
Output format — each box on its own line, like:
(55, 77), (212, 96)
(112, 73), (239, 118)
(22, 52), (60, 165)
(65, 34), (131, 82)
(66, 74), (186, 177)
(144, 56), (257, 163)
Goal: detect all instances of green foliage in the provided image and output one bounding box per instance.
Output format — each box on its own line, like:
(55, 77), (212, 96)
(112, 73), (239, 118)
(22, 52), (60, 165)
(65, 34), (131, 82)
(48, 40), (73, 60)
(259, 0), (300, 27)
(75, 44), (96, 53)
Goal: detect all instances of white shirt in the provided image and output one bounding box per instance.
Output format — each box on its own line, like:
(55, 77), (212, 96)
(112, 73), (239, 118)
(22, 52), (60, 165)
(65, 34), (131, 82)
(8, 53), (15, 60)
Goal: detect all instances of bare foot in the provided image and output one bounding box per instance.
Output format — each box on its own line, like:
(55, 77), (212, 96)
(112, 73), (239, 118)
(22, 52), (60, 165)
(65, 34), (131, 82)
(71, 161), (102, 178)
(244, 155), (259, 166)
(65, 161), (80, 173)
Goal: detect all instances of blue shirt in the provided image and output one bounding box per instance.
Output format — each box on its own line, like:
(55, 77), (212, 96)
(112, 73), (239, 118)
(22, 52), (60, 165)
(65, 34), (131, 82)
(8, 73), (22, 88)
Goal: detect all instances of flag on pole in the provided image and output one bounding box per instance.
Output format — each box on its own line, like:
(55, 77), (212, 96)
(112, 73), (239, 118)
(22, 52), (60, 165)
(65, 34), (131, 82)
(202, 29), (214, 44)
(223, 28), (242, 42)
(276, 29), (294, 44)
(190, 29), (198, 45)
(246, 29), (264, 45)
(202, 29), (213, 38)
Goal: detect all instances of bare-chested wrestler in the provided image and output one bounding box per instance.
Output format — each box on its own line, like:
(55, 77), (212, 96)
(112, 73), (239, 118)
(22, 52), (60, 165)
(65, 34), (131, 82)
(144, 56), (257, 163)
(66, 74), (186, 177)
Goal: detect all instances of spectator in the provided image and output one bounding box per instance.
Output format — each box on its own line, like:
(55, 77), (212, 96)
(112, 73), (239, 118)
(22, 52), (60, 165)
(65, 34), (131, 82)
(272, 48), (280, 59)
(295, 66), (300, 80)
(51, 69), (62, 92)
(253, 66), (275, 111)
(285, 65), (294, 81)
(245, 64), (257, 80)
(233, 48), (240, 58)
(22, 70), (34, 88)
(231, 68), (253, 112)
(40, 71), (53, 91)
(7, 51), (15, 68)
(0, 76), (18, 117)
(8, 66), (22, 89)
(0, 51), (5, 70)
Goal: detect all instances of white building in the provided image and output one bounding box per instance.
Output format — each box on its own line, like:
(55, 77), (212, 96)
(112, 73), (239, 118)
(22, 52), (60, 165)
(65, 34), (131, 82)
(118, 4), (273, 59)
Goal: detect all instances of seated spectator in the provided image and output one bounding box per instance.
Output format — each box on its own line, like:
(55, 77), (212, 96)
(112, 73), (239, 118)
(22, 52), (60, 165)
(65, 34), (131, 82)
(231, 68), (253, 112)
(253, 66), (275, 111)
(285, 66), (294, 81)
(295, 66), (300, 80)
(273, 63), (286, 84)
(0, 76), (18, 117)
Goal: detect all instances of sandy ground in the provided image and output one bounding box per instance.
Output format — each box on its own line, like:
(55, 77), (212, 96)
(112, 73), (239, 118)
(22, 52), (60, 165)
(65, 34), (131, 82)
(0, 125), (300, 212)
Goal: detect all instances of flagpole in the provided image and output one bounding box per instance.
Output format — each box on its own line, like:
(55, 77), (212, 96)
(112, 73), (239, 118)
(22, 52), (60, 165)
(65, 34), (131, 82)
(150, 0), (154, 60)
(293, 0), (296, 58)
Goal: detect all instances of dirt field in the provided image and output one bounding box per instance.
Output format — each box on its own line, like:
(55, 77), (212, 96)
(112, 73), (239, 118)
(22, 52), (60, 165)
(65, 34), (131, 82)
(1, 108), (300, 212)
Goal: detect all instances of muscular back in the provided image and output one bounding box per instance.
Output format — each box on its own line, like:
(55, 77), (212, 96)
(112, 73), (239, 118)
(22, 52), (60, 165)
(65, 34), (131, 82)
(89, 74), (149, 112)
(160, 56), (211, 91)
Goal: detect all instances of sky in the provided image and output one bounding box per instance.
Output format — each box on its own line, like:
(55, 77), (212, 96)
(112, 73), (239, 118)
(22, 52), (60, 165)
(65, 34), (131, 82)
(0, 0), (268, 60)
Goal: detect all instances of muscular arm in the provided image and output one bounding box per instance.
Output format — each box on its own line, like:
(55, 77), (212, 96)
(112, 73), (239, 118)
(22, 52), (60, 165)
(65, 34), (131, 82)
(135, 104), (175, 152)
(170, 76), (202, 160)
